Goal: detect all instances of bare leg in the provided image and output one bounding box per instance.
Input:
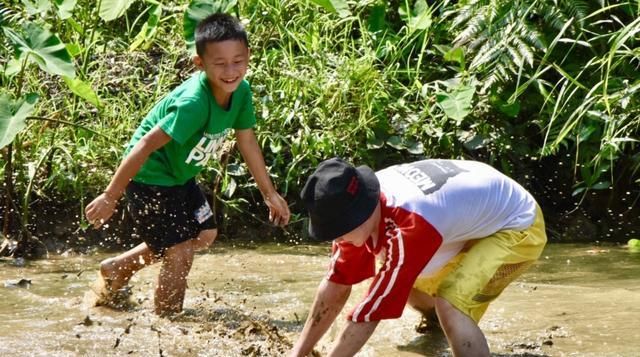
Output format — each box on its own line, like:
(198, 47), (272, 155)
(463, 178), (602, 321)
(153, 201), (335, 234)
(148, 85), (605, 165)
(155, 239), (195, 316)
(100, 242), (158, 291)
(153, 230), (215, 314)
(408, 288), (436, 313)
(434, 297), (489, 357)
(191, 229), (217, 252)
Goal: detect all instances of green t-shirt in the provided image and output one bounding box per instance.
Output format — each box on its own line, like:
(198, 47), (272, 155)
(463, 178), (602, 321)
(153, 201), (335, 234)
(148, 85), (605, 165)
(126, 72), (256, 186)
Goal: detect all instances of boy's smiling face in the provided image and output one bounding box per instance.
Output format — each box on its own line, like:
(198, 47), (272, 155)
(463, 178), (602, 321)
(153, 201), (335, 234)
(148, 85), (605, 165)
(193, 39), (250, 107)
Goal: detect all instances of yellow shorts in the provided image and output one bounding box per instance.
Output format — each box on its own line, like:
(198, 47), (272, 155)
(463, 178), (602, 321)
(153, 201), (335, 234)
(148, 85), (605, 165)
(413, 205), (547, 323)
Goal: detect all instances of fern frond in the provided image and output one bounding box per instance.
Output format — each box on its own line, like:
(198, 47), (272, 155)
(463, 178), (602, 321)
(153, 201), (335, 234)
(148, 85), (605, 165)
(559, 0), (591, 25)
(0, 4), (22, 26)
(451, 0), (493, 27)
(541, 6), (571, 32)
(454, 14), (485, 45)
(470, 39), (501, 69)
(448, 0), (553, 89)
(514, 35), (535, 67)
(507, 44), (525, 68)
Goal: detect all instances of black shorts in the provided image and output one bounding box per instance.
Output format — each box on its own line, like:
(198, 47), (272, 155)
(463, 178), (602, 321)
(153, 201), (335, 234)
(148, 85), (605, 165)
(125, 179), (217, 256)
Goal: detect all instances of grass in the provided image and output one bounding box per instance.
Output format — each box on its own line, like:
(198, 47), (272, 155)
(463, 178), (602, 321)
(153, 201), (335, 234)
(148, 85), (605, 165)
(1, 0), (638, 243)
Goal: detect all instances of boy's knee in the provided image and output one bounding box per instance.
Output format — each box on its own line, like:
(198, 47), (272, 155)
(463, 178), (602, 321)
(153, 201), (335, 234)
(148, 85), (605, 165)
(434, 296), (449, 309)
(194, 229), (217, 251)
(99, 258), (116, 274)
(408, 288), (435, 312)
(434, 297), (458, 319)
(164, 241), (195, 264)
(434, 296), (480, 326)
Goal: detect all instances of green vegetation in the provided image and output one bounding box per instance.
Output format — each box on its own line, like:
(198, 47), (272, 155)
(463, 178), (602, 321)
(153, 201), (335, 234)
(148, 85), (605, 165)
(1, 0), (639, 251)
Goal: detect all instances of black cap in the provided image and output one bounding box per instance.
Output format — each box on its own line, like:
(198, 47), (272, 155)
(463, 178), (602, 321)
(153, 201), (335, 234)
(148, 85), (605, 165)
(300, 157), (380, 241)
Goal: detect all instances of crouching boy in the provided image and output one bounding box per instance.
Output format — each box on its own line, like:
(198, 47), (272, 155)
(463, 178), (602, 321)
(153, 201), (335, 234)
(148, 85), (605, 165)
(290, 158), (546, 356)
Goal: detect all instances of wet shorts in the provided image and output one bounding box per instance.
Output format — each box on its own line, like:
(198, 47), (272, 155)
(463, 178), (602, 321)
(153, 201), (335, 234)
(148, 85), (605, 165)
(413, 205), (547, 323)
(125, 179), (217, 256)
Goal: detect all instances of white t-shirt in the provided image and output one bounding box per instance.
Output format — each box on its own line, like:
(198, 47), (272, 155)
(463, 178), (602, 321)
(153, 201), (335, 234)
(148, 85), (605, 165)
(377, 159), (537, 275)
(328, 159), (538, 322)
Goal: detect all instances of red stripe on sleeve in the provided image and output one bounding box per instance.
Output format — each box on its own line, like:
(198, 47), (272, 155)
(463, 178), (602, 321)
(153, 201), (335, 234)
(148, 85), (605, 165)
(348, 207), (442, 322)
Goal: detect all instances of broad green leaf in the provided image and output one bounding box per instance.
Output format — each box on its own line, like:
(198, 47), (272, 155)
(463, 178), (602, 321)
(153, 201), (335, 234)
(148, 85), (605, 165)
(577, 124), (597, 143)
(0, 93), (39, 149)
(434, 44), (451, 56)
(65, 17), (84, 35)
(222, 177), (237, 198)
(498, 101), (520, 117)
(3, 23), (75, 78)
(436, 85), (475, 123)
(399, 0), (432, 33)
(580, 165), (594, 185)
(22, 0), (51, 16)
(461, 133), (485, 150)
(571, 187), (586, 196)
(269, 140), (282, 153)
(3, 58), (22, 77)
(65, 42), (82, 57)
(409, 0), (432, 31)
(63, 76), (101, 107)
(405, 138), (424, 154)
(591, 181), (611, 190)
(386, 136), (403, 150)
(366, 134), (384, 149)
(129, 4), (161, 51)
(444, 47), (465, 67)
(53, 0), (77, 19)
(99, 0), (136, 21)
(226, 163), (247, 176)
(366, 2), (387, 33)
(310, 0), (351, 18)
(184, 0), (238, 53)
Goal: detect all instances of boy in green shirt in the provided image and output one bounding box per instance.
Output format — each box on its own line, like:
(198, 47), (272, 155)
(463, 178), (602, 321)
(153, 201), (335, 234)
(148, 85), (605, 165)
(85, 13), (290, 315)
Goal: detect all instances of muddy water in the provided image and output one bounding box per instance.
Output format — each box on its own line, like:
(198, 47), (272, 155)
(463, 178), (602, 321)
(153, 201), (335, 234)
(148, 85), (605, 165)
(1, 242), (639, 356)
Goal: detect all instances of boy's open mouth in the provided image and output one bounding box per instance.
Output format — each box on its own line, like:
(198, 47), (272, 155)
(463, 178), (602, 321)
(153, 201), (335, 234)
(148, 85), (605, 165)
(222, 78), (238, 84)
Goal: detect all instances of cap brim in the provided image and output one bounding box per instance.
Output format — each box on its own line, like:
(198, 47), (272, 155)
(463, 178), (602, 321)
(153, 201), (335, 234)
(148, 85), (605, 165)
(308, 165), (380, 241)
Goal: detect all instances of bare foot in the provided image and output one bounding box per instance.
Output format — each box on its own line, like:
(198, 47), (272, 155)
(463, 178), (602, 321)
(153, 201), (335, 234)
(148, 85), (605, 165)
(99, 258), (128, 291)
(86, 259), (135, 309)
(88, 272), (134, 309)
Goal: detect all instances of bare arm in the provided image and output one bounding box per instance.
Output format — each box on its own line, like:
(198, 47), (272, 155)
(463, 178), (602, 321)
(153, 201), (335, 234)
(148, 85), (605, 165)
(290, 280), (352, 357)
(85, 126), (171, 228)
(235, 128), (290, 226)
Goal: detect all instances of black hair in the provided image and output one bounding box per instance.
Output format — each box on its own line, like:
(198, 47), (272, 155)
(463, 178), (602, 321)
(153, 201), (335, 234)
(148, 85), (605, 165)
(195, 13), (248, 57)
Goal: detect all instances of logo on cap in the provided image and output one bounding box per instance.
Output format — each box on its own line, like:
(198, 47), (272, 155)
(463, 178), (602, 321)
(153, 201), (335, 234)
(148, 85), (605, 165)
(346, 176), (359, 195)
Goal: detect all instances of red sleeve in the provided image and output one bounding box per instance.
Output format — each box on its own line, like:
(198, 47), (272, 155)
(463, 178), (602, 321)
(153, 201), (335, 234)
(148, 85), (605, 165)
(348, 208), (442, 322)
(326, 241), (376, 285)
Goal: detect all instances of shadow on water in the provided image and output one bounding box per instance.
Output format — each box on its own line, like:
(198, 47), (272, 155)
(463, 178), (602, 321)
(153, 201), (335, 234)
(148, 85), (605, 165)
(397, 329), (550, 356)
(396, 328), (451, 356)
